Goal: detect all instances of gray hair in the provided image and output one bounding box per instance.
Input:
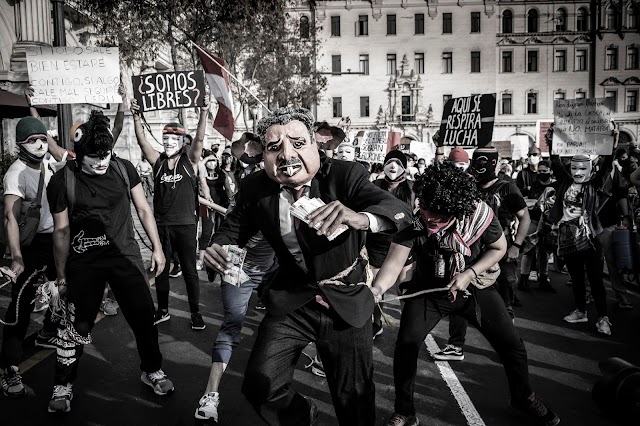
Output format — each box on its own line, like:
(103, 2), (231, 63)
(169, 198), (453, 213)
(256, 107), (315, 146)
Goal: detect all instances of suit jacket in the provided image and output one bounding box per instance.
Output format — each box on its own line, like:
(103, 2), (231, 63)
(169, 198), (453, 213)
(212, 156), (413, 327)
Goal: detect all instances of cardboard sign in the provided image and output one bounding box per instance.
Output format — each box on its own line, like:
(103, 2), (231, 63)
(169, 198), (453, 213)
(132, 70), (206, 112)
(26, 46), (121, 105)
(552, 98), (615, 156)
(536, 120), (553, 154)
(511, 135), (530, 160)
(358, 131), (401, 163)
(439, 94), (496, 147)
(492, 140), (513, 159)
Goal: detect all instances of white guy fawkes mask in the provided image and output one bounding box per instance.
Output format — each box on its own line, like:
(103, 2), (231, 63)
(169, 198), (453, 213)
(336, 143), (355, 161)
(82, 153), (112, 175)
(163, 134), (182, 157)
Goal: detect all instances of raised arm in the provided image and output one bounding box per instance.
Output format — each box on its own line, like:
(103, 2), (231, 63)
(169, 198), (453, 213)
(111, 83), (126, 143)
(130, 98), (160, 166)
(187, 97), (210, 167)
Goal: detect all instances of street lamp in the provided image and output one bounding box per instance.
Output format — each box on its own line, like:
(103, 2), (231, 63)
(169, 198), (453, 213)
(250, 105), (259, 134)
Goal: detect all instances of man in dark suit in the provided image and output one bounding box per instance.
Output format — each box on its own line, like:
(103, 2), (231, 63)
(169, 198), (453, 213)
(205, 108), (412, 426)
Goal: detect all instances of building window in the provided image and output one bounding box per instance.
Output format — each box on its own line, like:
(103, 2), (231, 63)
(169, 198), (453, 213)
(528, 9), (539, 33)
(605, 90), (617, 112)
(331, 16), (341, 37)
(443, 94), (452, 108)
(502, 93), (512, 114)
(527, 50), (538, 72)
(357, 15), (368, 36)
(300, 57), (311, 76)
(502, 10), (513, 33)
(332, 97), (342, 118)
(387, 54), (397, 75)
(576, 7), (589, 31)
(470, 12), (481, 33)
(527, 92), (538, 114)
(300, 16), (310, 39)
(415, 52), (425, 74)
(554, 91), (566, 101)
(443, 13), (452, 34)
(576, 49), (587, 71)
(627, 90), (638, 112)
(575, 90), (586, 99)
(387, 14), (396, 35)
(442, 52), (453, 73)
(606, 47), (618, 70)
(359, 54), (369, 75)
(360, 96), (370, 117)
(627, 46), (639, 69)
(331, 55), (341, 74)
(554, 49), (567, 72)
(470, 51), (481, 73)
(629, 5), (639, 30)
(606, 6), (619, 31)
(555, 8), (567, 31)
(502, 51), (512, 72)
(415, 13), (425, 35)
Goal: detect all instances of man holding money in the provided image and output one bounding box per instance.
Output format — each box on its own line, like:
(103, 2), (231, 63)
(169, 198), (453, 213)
(204, 107), (412, 425)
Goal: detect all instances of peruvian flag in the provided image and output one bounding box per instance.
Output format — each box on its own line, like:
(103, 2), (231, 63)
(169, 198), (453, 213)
(194, 43), (235, 140)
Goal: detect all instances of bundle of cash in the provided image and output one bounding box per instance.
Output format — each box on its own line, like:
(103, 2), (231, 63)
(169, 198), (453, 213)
(222, 245), (247, 286)
(289, 196), (348, 241)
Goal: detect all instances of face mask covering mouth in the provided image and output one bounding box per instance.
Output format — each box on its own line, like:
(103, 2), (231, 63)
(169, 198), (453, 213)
(205, 161), (217, 170)
(82, 153), (112, 175)
(419, 207), (454, 236)
(538, 172), (551, 182)
(528, 155), (540, 166)
(383, 159), (406, 182)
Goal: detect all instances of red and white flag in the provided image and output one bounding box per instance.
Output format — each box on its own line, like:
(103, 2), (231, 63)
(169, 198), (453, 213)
(194, 43), (235, 140)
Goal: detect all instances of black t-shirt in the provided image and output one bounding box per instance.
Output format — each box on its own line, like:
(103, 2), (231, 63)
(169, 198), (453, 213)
(205, 169), (229, 207)
(47, 159), (141, 264)
(528, 180), (559, 221)
(153, 153), (197, 226)
(481, 179), (527, 230)
(393, 213), (503, 292)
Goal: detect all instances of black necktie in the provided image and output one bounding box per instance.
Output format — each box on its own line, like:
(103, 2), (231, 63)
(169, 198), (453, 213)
(288, 186), (307, 244)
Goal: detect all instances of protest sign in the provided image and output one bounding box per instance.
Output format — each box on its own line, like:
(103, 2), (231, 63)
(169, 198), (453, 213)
(536, 120), (553, 154)
(552, 98), (615, 156)
(358, 131), (401, 163)
(492, 140), (513, 159)
(439, 94), (496, 147)
(410, 141), (435, 163)
(511, 135), (530, 160)
(132, 70), (206, 112)
(26, 46), (121, 105)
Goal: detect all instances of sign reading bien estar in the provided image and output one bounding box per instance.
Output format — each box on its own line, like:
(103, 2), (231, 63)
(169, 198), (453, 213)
(132, 70), (206, 112)
(439, 94), (496, 147)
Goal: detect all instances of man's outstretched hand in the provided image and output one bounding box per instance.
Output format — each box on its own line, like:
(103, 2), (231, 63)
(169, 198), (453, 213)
(307, 201), (369, 236)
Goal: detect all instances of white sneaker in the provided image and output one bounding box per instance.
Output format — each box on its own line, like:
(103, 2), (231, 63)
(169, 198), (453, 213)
(195, 391), (220, 421)
(48, 384), (73, 413)
(196, 260), (204, 271)
(141, 370), (174, 395)
(563, 309), (588, 323)
(596, 316), (612, 336)
(528, 271), (538, 282)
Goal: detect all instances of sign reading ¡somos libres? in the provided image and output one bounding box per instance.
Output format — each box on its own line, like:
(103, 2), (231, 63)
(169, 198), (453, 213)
(132, 71), (207, 112)
(552, 98), (615, 156)
(25, 46), (122, 105)
(439, 94), (496, 147)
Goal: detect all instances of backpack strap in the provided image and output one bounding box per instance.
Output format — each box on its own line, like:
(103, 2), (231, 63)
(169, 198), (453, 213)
(64, 163), (76, 217)
(111, 157), (132, 201)
(34, 163), (45, 209)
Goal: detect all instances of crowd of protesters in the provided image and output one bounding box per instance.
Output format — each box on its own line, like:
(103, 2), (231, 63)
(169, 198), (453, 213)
(0, 84), (636, 426)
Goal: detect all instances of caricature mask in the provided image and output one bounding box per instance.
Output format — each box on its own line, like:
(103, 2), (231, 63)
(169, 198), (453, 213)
(335, 142), (356, 162)
(570, 155), (593, 184)
(470, 148), (499, 183)
(73, 110), (114, 175)
(15, 117), (48, 164)
(162, 122), (185, 157)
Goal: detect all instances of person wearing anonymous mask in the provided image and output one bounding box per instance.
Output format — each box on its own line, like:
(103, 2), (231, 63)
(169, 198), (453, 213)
(335, 140), (356, 161)
(546, 124), (619, 335)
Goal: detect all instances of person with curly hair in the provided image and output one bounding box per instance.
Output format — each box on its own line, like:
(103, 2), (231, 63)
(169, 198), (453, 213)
(371, 163), (559, 426)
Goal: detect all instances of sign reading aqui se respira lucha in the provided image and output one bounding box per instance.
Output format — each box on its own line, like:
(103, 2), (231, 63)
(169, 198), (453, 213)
(131, 70), (207, 112)
(25, 46), (122, 105)
(552, 98), (615, 156)
(439, 94), (496, 147)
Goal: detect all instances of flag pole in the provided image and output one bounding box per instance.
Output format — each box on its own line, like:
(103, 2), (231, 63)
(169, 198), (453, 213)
(191, 41), (272, 114)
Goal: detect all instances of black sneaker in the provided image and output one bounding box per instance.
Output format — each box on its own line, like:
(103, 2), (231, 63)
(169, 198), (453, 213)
(255, 300), (266, 310)
(510, 393), (560, 426)
(191, 312), (206, 330)
(372, 322), (383, 340)
(538, 276), (557, 293)
(169, 265), (182, 278)
(35, 330), (58, 349)
(432, 344), (464, 361)
(154, 309), (170, 325)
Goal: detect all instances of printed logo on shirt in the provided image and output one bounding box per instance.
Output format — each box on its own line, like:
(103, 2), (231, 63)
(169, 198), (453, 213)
(160, 172), (183, 184)
(72, 230), (110, 254)
(564, 184), (584, 216)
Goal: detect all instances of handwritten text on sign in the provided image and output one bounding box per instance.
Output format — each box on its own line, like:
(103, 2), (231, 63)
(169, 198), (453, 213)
(359, 131), (389, 163)
(552, 98), (615, 156)
(132, 71), (206, 112)
(26, 46), (121, 105)
(439, 94), (496, 147)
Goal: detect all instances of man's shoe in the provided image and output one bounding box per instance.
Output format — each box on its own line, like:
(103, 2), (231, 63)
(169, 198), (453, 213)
(528, 271), (539, 282)
(1, 366), (26, 397)
(141, 370), (174, 395)
(48, 384), (73, 413)
(35, 329), (58, 349)
(432, 344), (464, 361)
(255, 300), (266, 310)
(596, 316), (612, 336)
(169, 265), (182, 278)
(100, 298), (118, 316)
(538, 276), (556, 293)
(385, 413), (420, 426)
(194, 391), (219, 421)
(191, 312), (206, 330)
(154, 309), (170, 325)
(510, 393), (560, 426)
(564, 309), (588, 323)
(372, 322), (383, 340)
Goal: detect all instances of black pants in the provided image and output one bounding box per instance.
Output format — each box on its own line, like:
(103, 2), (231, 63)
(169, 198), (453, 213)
(242, 303), (375, 426)
(198, 213), (214, 251)
(394, 286), (532, 417)
(155, 224), (200, 313)
(565, 243), (607, 316)
(54, 255), (162, 384)
(1, 233), (57, 368)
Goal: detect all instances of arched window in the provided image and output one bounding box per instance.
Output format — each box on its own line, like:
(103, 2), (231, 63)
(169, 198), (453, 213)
(629, 4), (639, 30)
(300, 16), (310, 39)
(555, 8), (567, 31)
(502, 10), (513, 33)
(606, 5), (619, 30)
(528, 9), (539, 33)
(576, 7), (589, 31)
